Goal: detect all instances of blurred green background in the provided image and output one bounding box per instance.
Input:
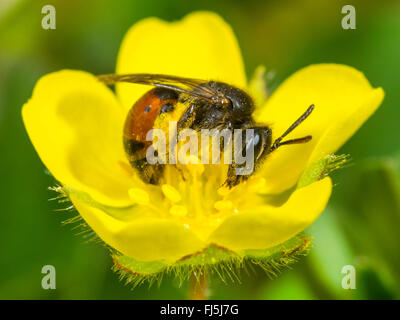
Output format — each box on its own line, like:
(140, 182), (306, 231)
(0, 0), (399, 299)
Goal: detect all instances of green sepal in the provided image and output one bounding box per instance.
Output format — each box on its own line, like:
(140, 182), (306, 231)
(113, 255), (166, 276)
(111, 233), (311, 286)
(297, 154), (350, 188)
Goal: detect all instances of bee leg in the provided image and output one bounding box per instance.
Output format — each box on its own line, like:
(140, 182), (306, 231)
(177, 103), (196, 130)
(132, 158), (165, 185)
(222, 126), (256, 188)
(173, 164), (186, 181)
(223, 162), (252, 188)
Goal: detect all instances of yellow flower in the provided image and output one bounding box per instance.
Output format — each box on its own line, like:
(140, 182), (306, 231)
(22, 12), (384, 280)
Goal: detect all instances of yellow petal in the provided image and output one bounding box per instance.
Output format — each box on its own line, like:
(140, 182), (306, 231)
(70, 195), (204, 262)
(255, 64), (384, 194)
(209, 177), (332, 251)
(128, 188), (150, 205)
(116, 11), (247, 110)
(22, 70), (135, 207)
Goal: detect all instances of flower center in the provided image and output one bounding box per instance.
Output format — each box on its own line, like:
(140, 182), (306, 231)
(127, 153), (261, 241)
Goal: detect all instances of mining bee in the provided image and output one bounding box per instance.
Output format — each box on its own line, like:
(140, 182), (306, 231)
(98, 73), (314, 187)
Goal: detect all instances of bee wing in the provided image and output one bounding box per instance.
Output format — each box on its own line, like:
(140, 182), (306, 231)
(97, 73), (230, 106)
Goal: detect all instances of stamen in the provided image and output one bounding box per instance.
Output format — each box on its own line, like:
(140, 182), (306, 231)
(128, 188), (149, 205)
(170, 205), (188, 217)
(161, 184), (182, 203)
(214, 200), (233, 211)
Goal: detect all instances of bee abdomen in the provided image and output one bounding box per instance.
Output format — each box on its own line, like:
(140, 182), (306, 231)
(123, 87), (177, 184)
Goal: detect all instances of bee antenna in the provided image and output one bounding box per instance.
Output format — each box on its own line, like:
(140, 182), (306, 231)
(270, 104), (314, 152)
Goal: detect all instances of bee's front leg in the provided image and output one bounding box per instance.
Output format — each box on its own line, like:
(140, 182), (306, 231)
(223, 162), (252, 188)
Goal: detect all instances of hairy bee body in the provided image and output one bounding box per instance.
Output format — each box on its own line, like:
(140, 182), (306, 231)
(97, 73), (313, 187)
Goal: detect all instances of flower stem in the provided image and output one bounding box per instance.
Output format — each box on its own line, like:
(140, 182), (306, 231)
(188, 270), (208, 300)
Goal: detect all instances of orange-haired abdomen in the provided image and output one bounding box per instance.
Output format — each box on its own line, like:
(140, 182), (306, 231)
(123, 87), (178, 174)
